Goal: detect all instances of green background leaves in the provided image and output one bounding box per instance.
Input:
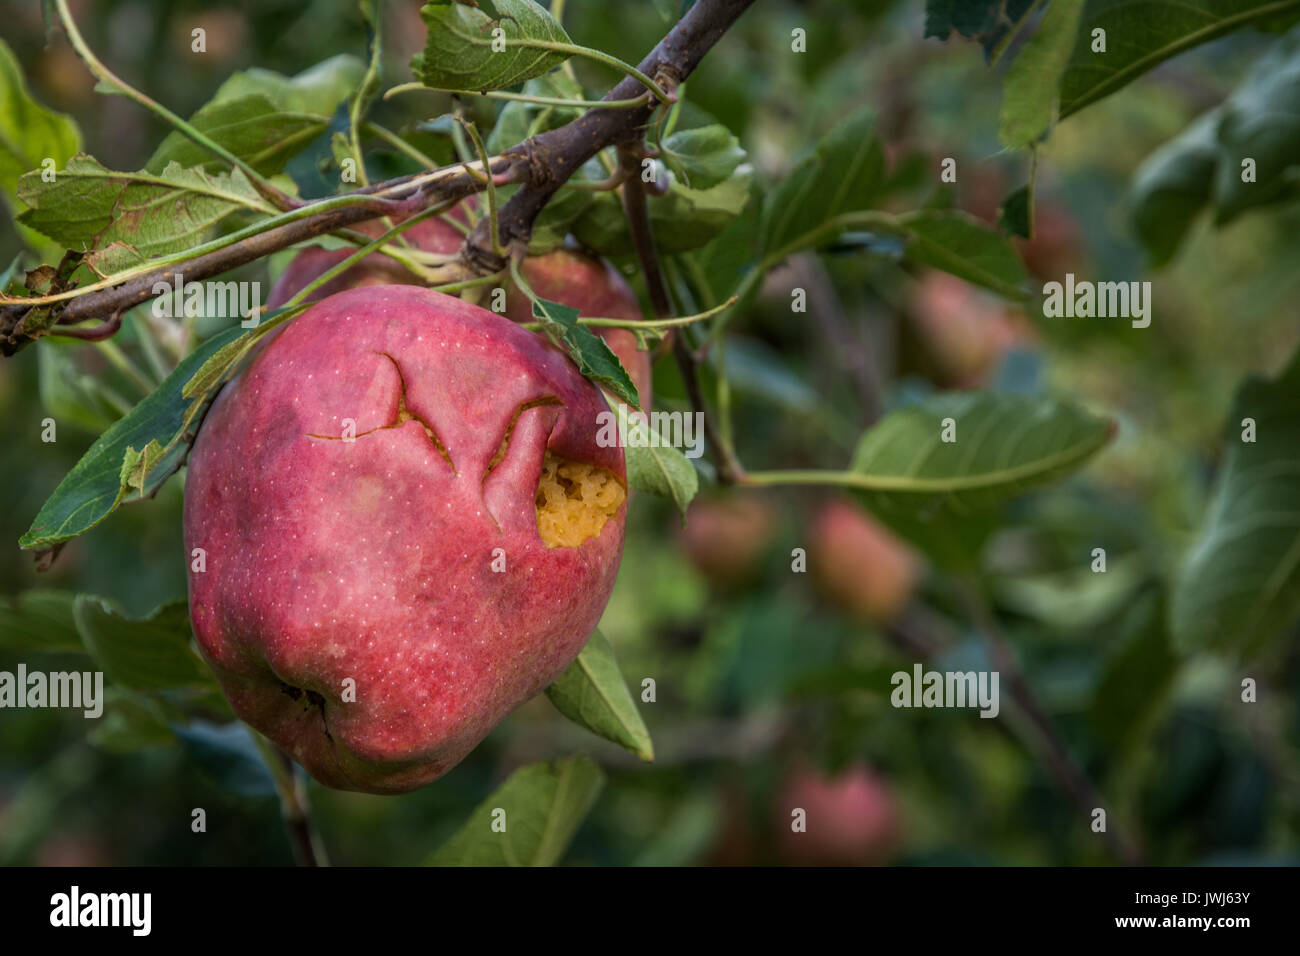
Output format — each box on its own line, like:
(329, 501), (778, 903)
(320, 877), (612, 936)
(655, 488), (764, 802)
(20, 325), (245, 552)
(1172, 352), (1300, 655)
(427, 755), (605, 866)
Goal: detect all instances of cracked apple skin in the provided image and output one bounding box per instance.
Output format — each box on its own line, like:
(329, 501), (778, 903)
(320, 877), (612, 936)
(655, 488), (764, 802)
(184, 285), (626, 794)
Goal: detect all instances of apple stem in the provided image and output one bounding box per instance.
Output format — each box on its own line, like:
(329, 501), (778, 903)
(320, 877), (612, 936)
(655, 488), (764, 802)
(255, 734), (330, 867)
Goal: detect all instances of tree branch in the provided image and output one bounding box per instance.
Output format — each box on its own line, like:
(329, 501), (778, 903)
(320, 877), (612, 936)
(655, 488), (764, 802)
(1, 0), (756, 357)
(617, 143), (747, 484)
(957, 581), (1145, 866)
(460, 0), (757, 269)
(0, 161), (516, 354)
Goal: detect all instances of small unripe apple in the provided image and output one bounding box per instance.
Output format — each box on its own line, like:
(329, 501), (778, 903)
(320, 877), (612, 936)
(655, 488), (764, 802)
(678, 494), (777, 590)
(776, 762), (902, 866)
(811, 499), (920, 625)
(184, 285), (627, 794)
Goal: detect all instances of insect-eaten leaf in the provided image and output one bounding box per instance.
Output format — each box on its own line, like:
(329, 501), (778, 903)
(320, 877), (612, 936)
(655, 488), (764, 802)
(18, 158), (268, 272)
(413, 0), (572, 93)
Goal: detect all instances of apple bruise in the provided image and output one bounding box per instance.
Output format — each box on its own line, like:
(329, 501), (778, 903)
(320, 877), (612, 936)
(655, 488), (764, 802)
(184, 285), (627, 793)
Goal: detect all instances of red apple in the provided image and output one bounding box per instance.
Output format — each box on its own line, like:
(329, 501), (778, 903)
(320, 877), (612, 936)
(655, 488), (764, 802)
(776, 762), (902, 866)
(504, 250), (652, 409)
(678, 494), (777, 590)
(811, 498), (920, 625)
(265, 215), (465, 309)
(269, 217), (652, 408)
(184, 285), (627, 794)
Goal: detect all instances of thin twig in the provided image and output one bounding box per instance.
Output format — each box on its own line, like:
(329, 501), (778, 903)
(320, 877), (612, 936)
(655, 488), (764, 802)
(957, 580), (1145, 866)
(617, 143), (747, 483)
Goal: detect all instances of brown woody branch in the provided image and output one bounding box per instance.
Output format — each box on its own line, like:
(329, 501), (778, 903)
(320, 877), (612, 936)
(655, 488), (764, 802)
(0, 0), (755, 355)
(460, 0), (757, 268)
(617, 142), (747, 485)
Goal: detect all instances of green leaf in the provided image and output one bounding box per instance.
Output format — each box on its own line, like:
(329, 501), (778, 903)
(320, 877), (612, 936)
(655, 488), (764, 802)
(616, 400), (700, 518)
(20, 324), (247, 551)
(1089, 589), (1178, 754)
(545, 630), (653, 762)
(0, 590), (84, 653)
(531, 297), (639, 408)
(72, 595), (215, 694)
(89, 691), (176, 752)
(892, 210), (1030, 299)
(1130, 27), (1300, 264)
(999, 0), (1084, 147)
(681, 184), (761, 309)
(1211, 29), (1300, 222)
(0, 36), (80, 204)
(413, 0), (572, 92)
(924, 0), (1039, 58)
(759, 108), (885, 260)
(174, 721), (277, 798)
(719, 336), (818, 415)
(147, 56), (364, 175)
(1129, 113), (1219, 267)
(18, 157), (267, 275)
(182, 302), (307, 400)
(427, 755), (605, 866)
(847, 392), (1113, 566)
(661, 124), (746, 190)
(1171, 350), (1300, 656)
(999, 183), (1033, 239)
(37, 339), (122, 432)
(851, 391), (1113, 508)
(1058, 0), (1300, 120)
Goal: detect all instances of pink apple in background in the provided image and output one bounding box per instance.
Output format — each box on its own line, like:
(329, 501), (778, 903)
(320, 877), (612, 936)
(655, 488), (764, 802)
(184, 285), (627, 794)
(503, 248), (653, 409)
(906, 271), (1032, 389)
(811, 498), (921, 625)
(265, 215), (465, 309)
(678, 494), (778, 590)
(777, 763), (902, 866)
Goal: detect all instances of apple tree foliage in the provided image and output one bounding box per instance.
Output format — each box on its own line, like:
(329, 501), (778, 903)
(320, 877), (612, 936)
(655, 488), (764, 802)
(0, 0), (1298, 865)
